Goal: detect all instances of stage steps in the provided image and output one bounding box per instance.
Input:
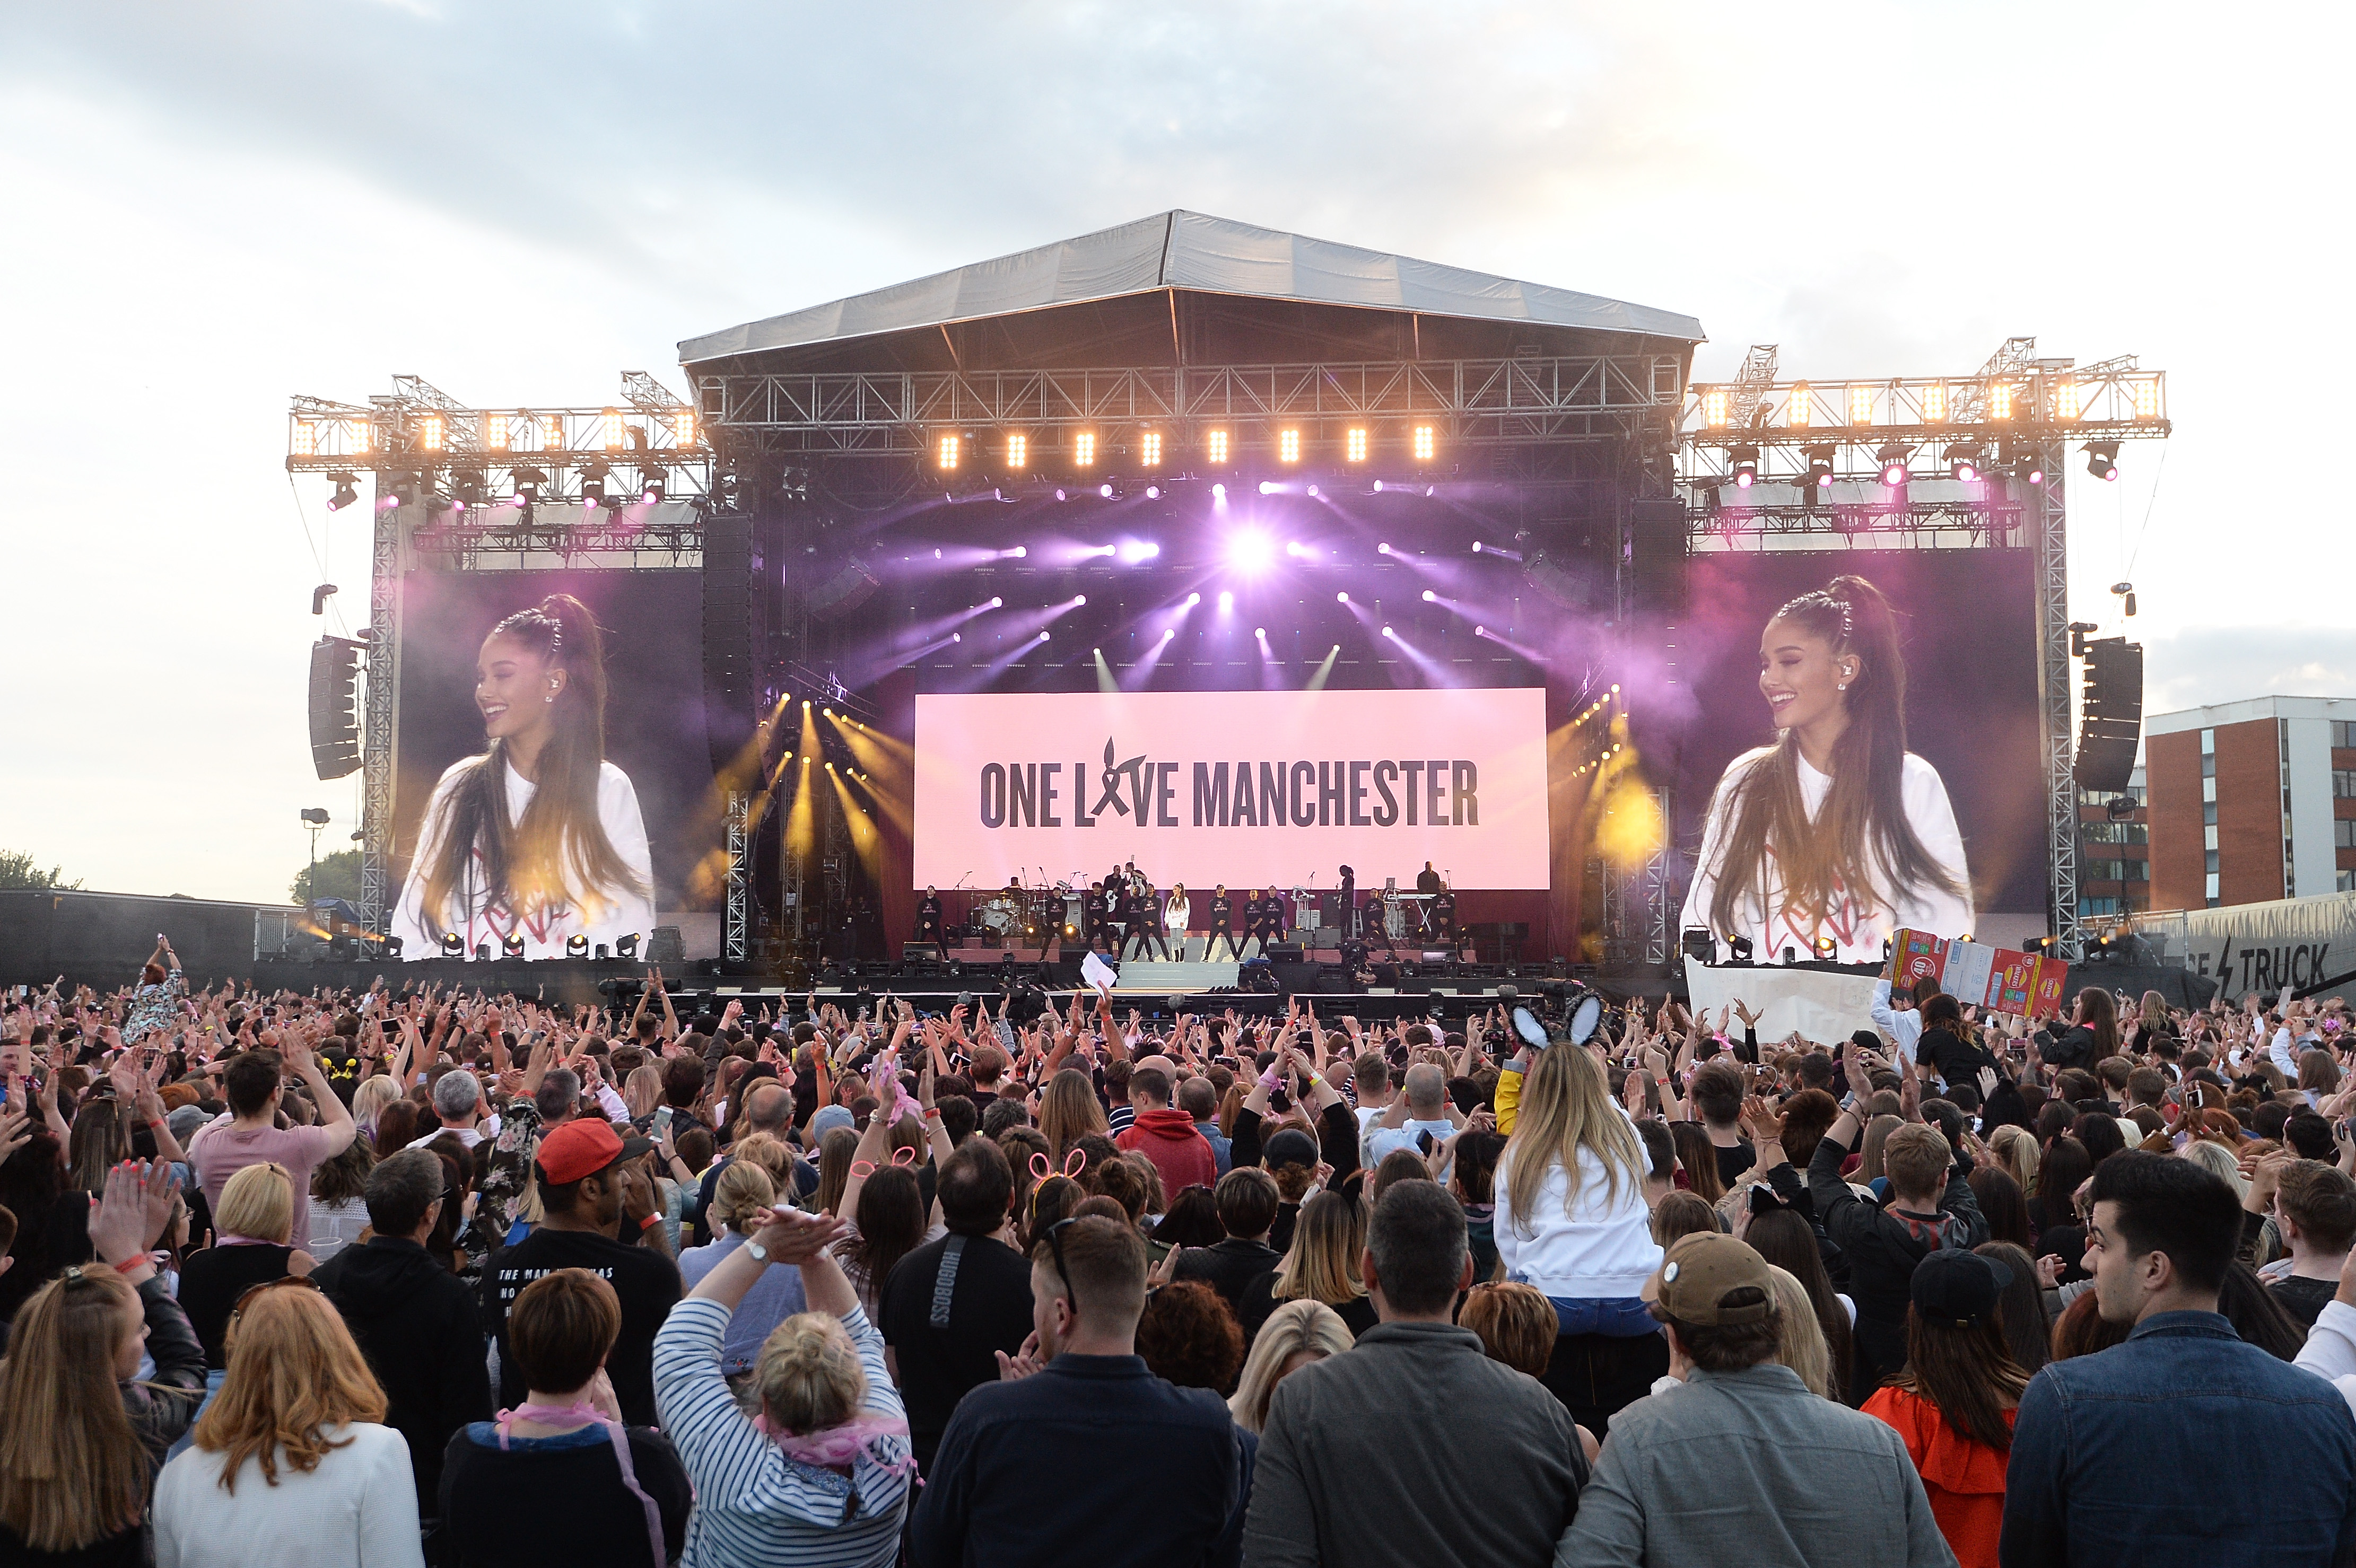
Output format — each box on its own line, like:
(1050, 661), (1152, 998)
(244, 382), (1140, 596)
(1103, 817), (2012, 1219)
(1111, 960), (1241, 994)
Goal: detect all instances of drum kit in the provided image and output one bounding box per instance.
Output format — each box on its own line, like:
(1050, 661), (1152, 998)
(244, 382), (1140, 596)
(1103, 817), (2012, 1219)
(970, 876), (1087, 942)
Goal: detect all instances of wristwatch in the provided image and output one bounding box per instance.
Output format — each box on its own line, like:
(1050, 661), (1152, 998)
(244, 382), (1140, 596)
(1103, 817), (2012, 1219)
(745, 1240), (771, 1264)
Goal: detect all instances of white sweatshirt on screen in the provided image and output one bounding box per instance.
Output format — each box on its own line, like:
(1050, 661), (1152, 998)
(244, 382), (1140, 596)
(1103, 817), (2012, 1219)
(1679, 745), (1974, 966)
(392, 757), (656, 960)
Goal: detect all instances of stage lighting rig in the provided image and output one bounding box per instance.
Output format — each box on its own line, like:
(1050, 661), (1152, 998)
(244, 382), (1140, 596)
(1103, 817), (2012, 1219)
(2004, 444), (2046, 486)
(2085, 441), (2121, 481)
(1728, 444), (1760, 488)
(2111, 580), (2137, 618)
(1875, 443), (1911, 487)
(1943, 444), (1984, 482)
(581, 460), (609, 505)
(503, 933), (526, 959)
(326, 472), (360, 511)
(1801, 446), (1835, 488)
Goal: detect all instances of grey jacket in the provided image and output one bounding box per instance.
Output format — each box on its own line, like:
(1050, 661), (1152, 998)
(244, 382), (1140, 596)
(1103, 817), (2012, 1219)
(1556, 1362), (1956, 1568)
(1245, 1320), (1585, 1568)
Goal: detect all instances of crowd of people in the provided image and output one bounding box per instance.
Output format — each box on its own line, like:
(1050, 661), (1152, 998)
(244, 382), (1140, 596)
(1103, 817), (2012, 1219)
(5, 943), (2356, 1566)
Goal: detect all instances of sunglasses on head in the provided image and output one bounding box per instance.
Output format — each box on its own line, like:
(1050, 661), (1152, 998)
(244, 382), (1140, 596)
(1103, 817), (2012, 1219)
(1043, 1215), (1083, 1320)
(229, 1272), (324, 1328)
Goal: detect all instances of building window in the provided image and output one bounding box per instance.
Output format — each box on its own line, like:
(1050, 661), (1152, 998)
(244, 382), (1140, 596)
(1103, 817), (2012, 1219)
(2083, 821), (2148, 844)
(2334, 721), (2356, 749)
(2337, 820), (2356, 849)
(2079, 897), (2123, 918)
(2204, 801), (2218, 826)
(2202, 754), (2217, 779)
(2342, 870), (2355, 893)
(2201, 728), (2215, 754)
(2204, 777), (2217, 804)
(2205, 849), (2220, 874)
(2206, 872), (2220, 901)
(2205, 825), (2219, 851)
(2336, 770), (2356, 798)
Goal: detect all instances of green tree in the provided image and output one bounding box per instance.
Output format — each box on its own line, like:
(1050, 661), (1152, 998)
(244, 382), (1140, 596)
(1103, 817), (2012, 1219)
(0, 849), (81, 890)
(292, 848), (364, 908)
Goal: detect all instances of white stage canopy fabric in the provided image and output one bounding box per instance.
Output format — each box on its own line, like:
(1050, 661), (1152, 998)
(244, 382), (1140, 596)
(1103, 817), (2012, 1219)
(678, 210), (1704, 364)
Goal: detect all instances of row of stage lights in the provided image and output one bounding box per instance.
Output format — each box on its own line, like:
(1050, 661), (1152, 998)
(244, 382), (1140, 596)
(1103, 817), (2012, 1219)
(1721, 439), (2123, 492)
(292, 409), (697, 459)
(321, 462), (679, 514)
(1698, 376), (2162, 430)
(932, 423), (1441, 474)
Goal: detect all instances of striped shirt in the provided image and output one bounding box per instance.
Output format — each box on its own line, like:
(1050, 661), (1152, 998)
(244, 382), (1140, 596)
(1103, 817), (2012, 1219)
(653, 1297), (909, 1568)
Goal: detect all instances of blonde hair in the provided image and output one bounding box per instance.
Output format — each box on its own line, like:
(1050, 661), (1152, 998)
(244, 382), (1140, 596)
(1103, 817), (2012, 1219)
(1858, 1114), (1905, 1183)
(1766, 1265), (1835, 1399)
(215, 1161), (295, 1245)
(1227, 1299), (1353, 1433)
(1459, 1281), (1556, 1377)
(2180, 1137), (2247, 1199)
(1272, 1190), (1368, 1308)
(0, 1270), (150, 1551)
(1039, 1069), (1109, 1159)
(728, 1133), (793, 1193)
(351, 1075), (401, 1133)
(710, 1159), (778, 1233)
(1881, 1124), (1952, 1200)
(194, 1287), (387, 1494)
(754, 1312), (865, 1435)
(624, 1065), (665, 1120)
(1504, 1044), (1646, 1232)
(1987, 1123), (2038, 1197)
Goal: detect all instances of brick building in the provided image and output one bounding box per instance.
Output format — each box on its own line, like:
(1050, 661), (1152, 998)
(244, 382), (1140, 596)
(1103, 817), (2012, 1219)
(2145, 696), (2356, 910)
(2076, 767), (2148, 920)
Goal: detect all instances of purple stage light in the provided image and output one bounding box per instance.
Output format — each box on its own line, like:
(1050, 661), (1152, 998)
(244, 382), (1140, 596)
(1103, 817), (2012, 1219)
(1072, 594), (1087, 607)
(1099, 484), (1114, 498)
(1336, 591), (1349, 604)
(1212, 483), (1227, 499)
(1227, 532), (1273, 572)
(1421, 589), (1436, 602)
(1306, 484), (1320, 498)
(952, 633), (962, 643)
(1258, 481), (1277, 496)
(1474, 626), (1486, 637)
(1254, 627), (1266, 639)
(1381, 626), (1394, 638)
(1145, 485), (1160, 499)
(1217, 590), (1233, 611)
(1186, 592), (1202, 606)
(989, 596), (1004, 608)
(1037, 631), (1051, 642)
(1377, 541), (1391, 555)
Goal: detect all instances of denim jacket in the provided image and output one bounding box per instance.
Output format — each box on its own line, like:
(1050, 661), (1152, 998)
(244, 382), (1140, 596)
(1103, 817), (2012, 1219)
(2001, 1310), (2356, 1568)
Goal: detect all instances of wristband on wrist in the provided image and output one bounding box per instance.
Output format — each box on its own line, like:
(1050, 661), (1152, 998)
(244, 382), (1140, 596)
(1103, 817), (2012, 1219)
(639, 1212), (663, 1232)
(114, 1255), (147, 1275)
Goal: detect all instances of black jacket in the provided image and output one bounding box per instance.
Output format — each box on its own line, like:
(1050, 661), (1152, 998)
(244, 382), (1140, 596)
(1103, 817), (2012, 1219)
(2039, 1024), (2102, 1072)
(316, 1236), (493, 1512)
(1808, 1136), (1987, 1401)
(1172, 1237), (1282, 1316)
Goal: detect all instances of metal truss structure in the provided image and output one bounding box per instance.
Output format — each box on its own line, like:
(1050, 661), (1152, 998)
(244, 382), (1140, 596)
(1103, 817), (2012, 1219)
(724, 790), (749, 964)
(695, 354), (1687, 458)
(1676, 341), (2171, 952)
(285, 376), (712, 934)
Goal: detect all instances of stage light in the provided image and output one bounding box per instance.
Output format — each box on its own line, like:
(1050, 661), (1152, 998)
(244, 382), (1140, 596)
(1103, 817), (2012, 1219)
(454, 472), (484, 509)
(1145, 485), (1159, 499)
(1412, 424), (1437, 462)
(1054, 488), (1068, 502)
(421, 413), (444, 451)
(1787, 383), (1811, 427)
(1009, 546), (1028, 558)
(1278, 428), (1302, 463)
(1921, 382), (1948, 422)
(600, 408), (623, 450)
(1847, 385), (1874, 426)
(1072, 594), (1087, 607)
(485, 413), (509, 450)
(1186, 592), (1201, 606)
(293, 420), (317, 456)
(1382, 625), (1394, 638)
(565, 934), (588, 958)
(2055, 381), (2082, 421)
(1074, 431), (1097, 468)
(1336, 591), (1349, 603)
(2008, 447), (2046, 485)
(1988, 382), (2014, 421)
(990, 596), (1004, 607)
(1377, 542), (1392, 555)
(1729, 444), (1760, 488)
(326, 472), (360, 511)
(1258, 480), (1277, 496)
(1007, 433), (1028, 468)
(1207, 429), (1230, 465)
(581, 467), (606, 504)
(937, 434), (960, 471)
(1474, 625), (1485, 637)
(1211, 483), (1226, 500)
(348, 421), (369, 453)
(540, 414), (564, 450)
(1421, 589), (1436, 602)
(1812, 934), (1838, 961)
(440, 932), (464, 958)
(1701, 388), (1729, 427)
(1943, 444), (1982, 483)
(503, 933), (526, 959)
(1140, 431), (1163, 467)
(1228, 532), (1273, 572)
(1217, 590), (1233, 611)
(1255, 627), (1266, 638)
(2132, 379), (2162, 419)
(1306, 484), (1320, 498)
(1346, 427), (1368, 462)
(1801, 446), (1834, 488)
(1875, 443), (1910, 486)
(2086, 441), (2121, 481)
(1098, 483), (1114, 499)
(673, 409), (695, 445)
(639, 468), (667, 502)
(1037, 630), (1050, 643)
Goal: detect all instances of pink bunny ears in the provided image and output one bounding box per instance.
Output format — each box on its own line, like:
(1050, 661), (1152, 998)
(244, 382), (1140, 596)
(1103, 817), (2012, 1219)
(1029, 1149), (1087, 1182)
(852, 1145), (920, 1179)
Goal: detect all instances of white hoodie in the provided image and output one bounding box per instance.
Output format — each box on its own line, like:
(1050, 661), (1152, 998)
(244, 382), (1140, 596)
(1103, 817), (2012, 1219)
(1493, 1124), (1664, 1301)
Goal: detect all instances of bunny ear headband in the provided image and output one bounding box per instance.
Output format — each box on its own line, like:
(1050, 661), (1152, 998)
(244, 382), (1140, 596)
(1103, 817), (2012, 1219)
(852, 1145), (921, 1179)
(1029, 1148), (1088, 1182)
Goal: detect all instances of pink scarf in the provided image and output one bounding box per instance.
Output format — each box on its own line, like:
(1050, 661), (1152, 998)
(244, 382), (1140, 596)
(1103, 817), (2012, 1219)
(751, 1411), (920, 1478)
(495, 1402), (668, 1565)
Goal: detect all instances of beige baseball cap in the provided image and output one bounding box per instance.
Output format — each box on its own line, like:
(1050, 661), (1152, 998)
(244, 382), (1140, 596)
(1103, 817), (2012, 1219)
(1653, 1232), (1776, 1325)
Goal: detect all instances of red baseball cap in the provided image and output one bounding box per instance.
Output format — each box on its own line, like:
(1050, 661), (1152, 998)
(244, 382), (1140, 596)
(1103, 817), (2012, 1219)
(534, 1119), (653, 1185)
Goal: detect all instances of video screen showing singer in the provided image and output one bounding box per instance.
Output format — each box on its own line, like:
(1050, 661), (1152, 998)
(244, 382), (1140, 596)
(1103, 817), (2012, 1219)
(1679, 574), (1973, 964)
(392, 594), (656, 960)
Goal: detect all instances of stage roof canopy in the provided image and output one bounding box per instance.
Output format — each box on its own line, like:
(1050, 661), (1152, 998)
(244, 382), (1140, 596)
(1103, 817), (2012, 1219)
(679, 211), (1704, 373)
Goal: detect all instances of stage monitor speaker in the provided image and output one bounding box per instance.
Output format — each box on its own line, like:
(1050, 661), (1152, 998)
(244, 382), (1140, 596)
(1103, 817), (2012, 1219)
(1627, 498), (1687, 617)
(1266, 941), (1305, 961)
(807, 555), (880, 622)
(307, 635), (363, 779)
(902, 942), (942, 962)
(2073, 635), (2143, 793)
(1521, 550), (1590, 611)
(701, 515), (757, 780)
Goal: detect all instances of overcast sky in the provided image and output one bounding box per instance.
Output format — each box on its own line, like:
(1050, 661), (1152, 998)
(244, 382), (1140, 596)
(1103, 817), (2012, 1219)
(3, 1), (2346, 904)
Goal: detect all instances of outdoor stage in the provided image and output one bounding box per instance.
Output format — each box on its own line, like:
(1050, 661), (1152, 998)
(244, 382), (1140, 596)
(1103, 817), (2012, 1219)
(285, 212), (2170, 989)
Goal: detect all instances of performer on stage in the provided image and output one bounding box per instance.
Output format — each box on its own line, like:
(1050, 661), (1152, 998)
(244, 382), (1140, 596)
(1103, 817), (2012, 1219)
(1415, 860), (1443, 897)
(394, 594), (655, 960)
(1680, 573), (1973, 965)
(917, 886), (945, 947)
(1127, 878), (1171, 960)
(1164, 882), (1193, 961)
(1433, 880), (1457, 944)
(1084, 877), (1112, 954)
(1111, 876), (1137, 958)
(1204, 884), (1236, 961)
(1337, 864), (1357, 941)
(1250, 888), (1285, 954)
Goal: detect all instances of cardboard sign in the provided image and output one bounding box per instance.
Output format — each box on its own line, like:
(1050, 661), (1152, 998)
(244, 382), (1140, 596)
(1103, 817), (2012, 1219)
(1889, 928), (2069, 1020)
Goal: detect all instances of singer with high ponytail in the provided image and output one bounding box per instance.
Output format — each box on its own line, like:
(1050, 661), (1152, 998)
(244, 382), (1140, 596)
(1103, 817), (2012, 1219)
(393, 594), (656, 960)
(1680, 573), (1973, 963)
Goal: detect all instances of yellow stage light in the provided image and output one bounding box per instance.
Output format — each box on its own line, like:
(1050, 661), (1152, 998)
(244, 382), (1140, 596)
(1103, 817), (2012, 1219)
(601, 408), (623, 450)
(1278, 428), (1301, 463)
(540, 414), (564, 449)
(2054, 380), (2081, 421)
(1988, 382), (2014, 421)
(1412, 424), (1437, 462)
(2132, 379), (2161, 419)
(349, 421), (370, 453)
(1847, 385), (1873, 425)
(1921, 382), (1947, 423)
(1074, 431), (1097, 468)
(1007, 433), (1028, 468)
(672, 409), (695, 445)
(420, 413), (444, 451)
(487, 413), (510, 450)
(1206, 429), (1230, 465)
(1140, 431), (1163, 467)
(1345, 428), (1368, 463)
(292, 421), (316, 457)
(1787, 384), (1811, 427)
(937, 434), (959, 471)
(1701, 388), (1729, 427)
